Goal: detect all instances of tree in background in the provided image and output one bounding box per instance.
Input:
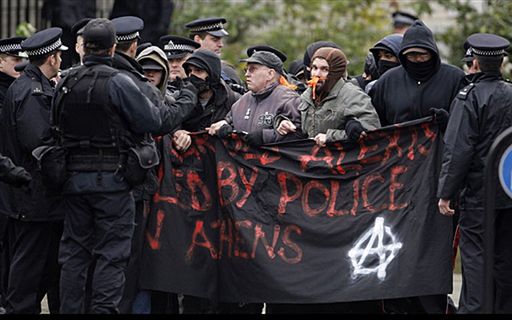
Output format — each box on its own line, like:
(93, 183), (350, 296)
(169, 0), (391, 77)
(168, 0), (512, 79)
(425, 0), (512, 78)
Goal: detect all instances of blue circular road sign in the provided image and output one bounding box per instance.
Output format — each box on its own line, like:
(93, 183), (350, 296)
(499, 145), (512, 199)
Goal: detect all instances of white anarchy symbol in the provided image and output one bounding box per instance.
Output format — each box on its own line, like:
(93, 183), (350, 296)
(348, 217), (402, 281)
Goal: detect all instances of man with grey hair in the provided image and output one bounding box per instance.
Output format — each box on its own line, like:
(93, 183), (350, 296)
(208, 50), (301, 147)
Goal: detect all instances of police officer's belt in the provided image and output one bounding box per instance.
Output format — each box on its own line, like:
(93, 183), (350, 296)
(66, 148), (121, 171)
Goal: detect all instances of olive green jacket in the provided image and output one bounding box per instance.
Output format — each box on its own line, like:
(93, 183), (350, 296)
(299, 77), (381, 142)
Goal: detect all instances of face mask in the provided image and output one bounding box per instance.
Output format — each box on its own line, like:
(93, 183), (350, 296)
(189, 74), (210, 93)
(378, 60), (400, 77)
(405, 59), (436, 82)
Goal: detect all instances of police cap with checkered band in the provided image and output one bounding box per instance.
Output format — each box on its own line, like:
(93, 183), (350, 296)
(21, 27), (68, 58)
(0, 36), (28, 58)
(111, 16), (144, 43)
(467, 33), (510, 57)
(159, 35), (200, 59)
(185, 17), (229, 38)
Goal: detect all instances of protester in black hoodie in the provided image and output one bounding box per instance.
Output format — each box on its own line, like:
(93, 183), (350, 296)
(369, 20), (465, 314)
(172, 49), (240, 153)
(370, 20), (464, 127)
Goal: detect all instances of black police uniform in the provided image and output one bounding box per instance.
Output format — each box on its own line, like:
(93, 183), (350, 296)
(185, 17), (244, 90)
(0, 36), (27, 310)
(0, 28), (68, 314)
(52, 18), (163, 314)
(110, 16), (198, 314)
(437, 33), (512, 314)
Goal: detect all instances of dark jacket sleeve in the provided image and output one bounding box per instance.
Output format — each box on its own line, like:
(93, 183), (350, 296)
(0, 154), (16, 182)
(156, 86), (198, 135)
(262, 93), (301, 144)
(109, 73), (162, 134)
(437, 97), (479, 199)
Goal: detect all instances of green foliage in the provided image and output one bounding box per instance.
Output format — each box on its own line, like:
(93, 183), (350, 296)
(170, 0), (396, 77)
(431, 0), (512, 78)
(16, 22), (36, 38)
(170, 0), (512, 79)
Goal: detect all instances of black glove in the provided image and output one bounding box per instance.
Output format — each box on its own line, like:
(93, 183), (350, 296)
(430, 108), (449, 130)
(218, 124), (234, 138)
(180, 77), (199, 96)
(228, 83), (247, 95)
(243, 130), (264, 147)
(6, 166), (32, 187)
(344, 119), (365, 143)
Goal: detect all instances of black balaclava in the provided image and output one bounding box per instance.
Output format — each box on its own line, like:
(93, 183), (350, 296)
(404, 56), (436, 82)
(378, 58), (400, 76)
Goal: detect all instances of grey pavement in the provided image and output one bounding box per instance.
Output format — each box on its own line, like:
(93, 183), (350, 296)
(41, 272), (463, 314)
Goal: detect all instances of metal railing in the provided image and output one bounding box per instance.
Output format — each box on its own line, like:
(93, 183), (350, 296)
(0, 0), (114, 39)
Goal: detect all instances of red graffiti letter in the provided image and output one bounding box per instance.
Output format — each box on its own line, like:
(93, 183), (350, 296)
(326, 181), (349, 217)
(362, 173), (386, 213)
(217, 161), (240, 207)
(186, 220), (218, 260)
(236, 167), (259, 208)
(389, 165), (408, 211)
(187, 170), (212, 211)
(251, 224), (280, 259)
(381, 130), (403, 165)
(302, 180), (330, 217)
(145, 209), (165, 250)
(278, 225), (303, 264)
(277, 172), (303, 215)
(234, 220), (252, 259)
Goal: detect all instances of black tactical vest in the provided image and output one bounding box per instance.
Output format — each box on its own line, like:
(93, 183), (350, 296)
(53, 64), (131, 171)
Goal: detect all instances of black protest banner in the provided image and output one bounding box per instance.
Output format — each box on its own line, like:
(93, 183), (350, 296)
(140, 117), (453, 303)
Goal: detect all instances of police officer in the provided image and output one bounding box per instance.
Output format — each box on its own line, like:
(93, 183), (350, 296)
(185, 17), (244, 90)
(0, 36), (27, 311)
(0, 37), (27, 111)
(437, 33), (512, 314)
(0, 27), (68, 314)
(0, 153), (31, 313)
(391, 10), (418, 34)
(159, 35), (200, 94)
(52, 18), (162, 314)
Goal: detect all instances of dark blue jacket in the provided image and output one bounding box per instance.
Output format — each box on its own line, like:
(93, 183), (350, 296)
(0, 64), (63, 221)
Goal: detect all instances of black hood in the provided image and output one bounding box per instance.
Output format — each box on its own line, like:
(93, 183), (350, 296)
(398, 20), (440, 72)
(183, 49), (221, 88)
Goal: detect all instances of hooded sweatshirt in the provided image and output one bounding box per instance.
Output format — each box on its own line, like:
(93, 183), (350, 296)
(181, 49), (240, 131)
(369, 20), (465, 126)
(370, 33), (403, 77)
(136, 46), (170, 95)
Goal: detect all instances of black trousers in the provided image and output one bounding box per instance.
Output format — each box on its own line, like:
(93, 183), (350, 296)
(0, 214), (8, 307)
(119, 200), (149, 314)
(59, 191), (135, 314)
(458, 208), (512, 314)
(5, 218), (62, 314)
